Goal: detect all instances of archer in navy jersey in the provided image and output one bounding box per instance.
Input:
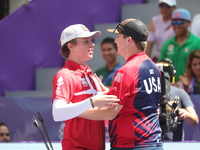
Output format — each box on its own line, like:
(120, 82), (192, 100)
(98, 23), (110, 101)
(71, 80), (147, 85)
(108, 52), (162, 148)
(106, 18), (163, 150)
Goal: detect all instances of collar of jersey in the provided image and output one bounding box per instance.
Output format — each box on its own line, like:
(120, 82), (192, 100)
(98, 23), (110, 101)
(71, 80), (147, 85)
(172, 32), (193, 46)
(126, 52), (145, 63)
(64, 60), (92, 74)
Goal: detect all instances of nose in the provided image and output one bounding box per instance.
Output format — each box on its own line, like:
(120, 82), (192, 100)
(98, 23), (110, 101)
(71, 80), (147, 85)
(102, 50), (110, 55)
(197, 64), (200, 69)
(90, 40), (95, 47)
(114, 38), (117, 43)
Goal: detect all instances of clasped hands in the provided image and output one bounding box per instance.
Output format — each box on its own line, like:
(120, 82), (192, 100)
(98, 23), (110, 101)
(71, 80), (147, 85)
(91, 93), (119, 108)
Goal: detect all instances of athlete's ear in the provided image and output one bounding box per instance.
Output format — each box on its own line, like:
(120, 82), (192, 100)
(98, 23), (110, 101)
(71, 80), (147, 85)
(67, 42), (75, 51)
(127, 36), (132, 43)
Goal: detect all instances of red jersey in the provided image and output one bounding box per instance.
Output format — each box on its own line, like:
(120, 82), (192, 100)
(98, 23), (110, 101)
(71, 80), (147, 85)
(52, 60), (105, 150)
(108, 52), (162, 148)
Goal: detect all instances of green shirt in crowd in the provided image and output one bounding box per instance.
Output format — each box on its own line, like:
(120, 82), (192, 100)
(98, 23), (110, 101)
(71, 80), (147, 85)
(159, 33), (200, 81)
(95, 62), (121, 87)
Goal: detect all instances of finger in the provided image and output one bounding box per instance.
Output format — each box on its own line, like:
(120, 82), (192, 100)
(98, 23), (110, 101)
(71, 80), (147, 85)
(104, 95), (118, 98)
(106, 99), (120, 102)
(110, 103), (118, 106)
(102, 91), (109, 95)
(107, 103), (118, 108)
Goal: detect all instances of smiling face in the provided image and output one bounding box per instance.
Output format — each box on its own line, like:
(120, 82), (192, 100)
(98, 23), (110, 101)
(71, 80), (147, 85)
(101, 42), (118, 64)
(75, 37), (94, 59)
(114, 34), (128, 57)
(191, 57), (200, 78)
(0, 125), (10, 142)
(159, 3), (176, 19)
(68, 37), (95, 65)
(171, 19), (190, 37)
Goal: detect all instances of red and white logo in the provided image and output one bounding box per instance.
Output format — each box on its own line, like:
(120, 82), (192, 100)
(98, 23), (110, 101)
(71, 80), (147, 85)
(81, 78), (88, 87)
(81, 25), (89, 31)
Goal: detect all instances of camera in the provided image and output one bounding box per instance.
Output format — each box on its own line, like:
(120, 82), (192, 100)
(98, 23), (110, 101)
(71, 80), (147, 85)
(156, 60), (180, 133)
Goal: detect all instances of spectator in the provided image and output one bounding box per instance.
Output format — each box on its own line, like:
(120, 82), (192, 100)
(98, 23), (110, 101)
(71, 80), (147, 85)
(95, 37), (121, 87)
(159, 8), (200, 82)
(177, 50), (200, 94)
(0, 122), (10, 142)
(146, 0), (176, 62)
(52, 24), (119, 150)
(191, 13), (200, 37)
(157, 59), (199, 141)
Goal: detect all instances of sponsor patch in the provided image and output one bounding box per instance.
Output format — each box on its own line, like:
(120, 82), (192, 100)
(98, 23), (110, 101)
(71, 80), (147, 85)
(81, 78), (88, 87)
(57, 76), (64, 86)
(185, 48), (190, 53)
(167, 44), (174, 54)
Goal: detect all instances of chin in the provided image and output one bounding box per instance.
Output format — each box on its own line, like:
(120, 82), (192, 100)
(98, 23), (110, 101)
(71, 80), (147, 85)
(87, 56), (93, 60)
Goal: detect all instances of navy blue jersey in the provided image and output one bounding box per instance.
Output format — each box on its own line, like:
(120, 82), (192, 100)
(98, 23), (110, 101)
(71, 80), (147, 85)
(108, 52), (163, 148)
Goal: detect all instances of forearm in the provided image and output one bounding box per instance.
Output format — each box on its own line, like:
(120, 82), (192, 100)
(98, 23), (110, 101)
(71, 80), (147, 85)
(52, 95), (119, 122)
(185, 113), (199, 126)
(78, 105), (122, 120)
(52, 98), (93, 122)
(179, 107), (199, 126)
(146, 41), (154, 57)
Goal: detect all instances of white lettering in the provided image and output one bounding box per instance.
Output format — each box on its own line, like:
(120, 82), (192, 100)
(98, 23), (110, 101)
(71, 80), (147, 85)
(114, 73), (123, 83)
(152, 77), (157, 92)
(143, 77), (161, 94)
(143, 78), (152, 94)
(149, 69), (154, 74)
(157, 77), (161, 93)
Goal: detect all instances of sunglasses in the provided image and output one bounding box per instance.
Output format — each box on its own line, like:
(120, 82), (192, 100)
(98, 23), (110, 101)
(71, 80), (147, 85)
(113, 23), (130, 37)
(171, 20), (185, 26)
(159, 3), (171, 9)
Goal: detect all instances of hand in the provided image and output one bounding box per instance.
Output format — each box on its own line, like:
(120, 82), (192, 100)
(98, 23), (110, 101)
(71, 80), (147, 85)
(91, 94), (119, 108)
(179, 75), (189, 86)
(178, 108), (189, 120)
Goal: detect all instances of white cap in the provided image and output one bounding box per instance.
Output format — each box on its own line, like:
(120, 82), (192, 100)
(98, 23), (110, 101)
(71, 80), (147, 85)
(159, 0), (177, 6)
(60, 24), (101, 46)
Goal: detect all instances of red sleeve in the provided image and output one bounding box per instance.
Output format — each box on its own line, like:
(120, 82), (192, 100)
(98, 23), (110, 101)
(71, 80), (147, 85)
(52, 70), (75, 103)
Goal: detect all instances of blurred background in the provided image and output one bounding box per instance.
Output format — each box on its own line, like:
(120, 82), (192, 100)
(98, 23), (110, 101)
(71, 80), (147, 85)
(0, 1), (200, 149)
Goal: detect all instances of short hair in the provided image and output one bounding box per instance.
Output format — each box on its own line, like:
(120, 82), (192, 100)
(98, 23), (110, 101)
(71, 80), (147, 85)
(59, 39), (77, 58)
(0, 122), (8, 127)
(122, 34), (147, 51)
(134, 40), (147, 51)
(186, 50), (200, 79)
(101, 37), (117, 49)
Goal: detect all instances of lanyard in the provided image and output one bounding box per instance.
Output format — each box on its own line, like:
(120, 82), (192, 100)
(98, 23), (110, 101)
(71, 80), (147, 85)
(103, 64), (121, 85)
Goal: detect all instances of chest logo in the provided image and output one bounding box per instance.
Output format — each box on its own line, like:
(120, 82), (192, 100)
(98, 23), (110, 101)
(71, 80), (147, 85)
(167, 44), (174, 54)
(184, 48), (190, 53)
(81, 78), (88, 87)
